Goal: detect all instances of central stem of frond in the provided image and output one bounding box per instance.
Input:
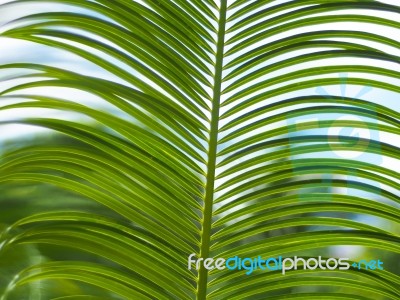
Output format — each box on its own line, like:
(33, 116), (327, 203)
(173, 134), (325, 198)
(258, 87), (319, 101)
(197, 1), (227, 299)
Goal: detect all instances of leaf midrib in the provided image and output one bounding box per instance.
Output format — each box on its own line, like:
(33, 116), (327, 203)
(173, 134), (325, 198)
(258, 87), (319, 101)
(197, 1), (227, 299)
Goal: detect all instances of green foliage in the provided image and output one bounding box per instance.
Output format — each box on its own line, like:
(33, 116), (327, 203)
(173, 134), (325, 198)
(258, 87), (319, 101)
(0, 0), (399, 299)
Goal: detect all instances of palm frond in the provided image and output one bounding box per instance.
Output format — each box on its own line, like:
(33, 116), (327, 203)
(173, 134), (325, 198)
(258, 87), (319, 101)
(0, 0), (399, 299)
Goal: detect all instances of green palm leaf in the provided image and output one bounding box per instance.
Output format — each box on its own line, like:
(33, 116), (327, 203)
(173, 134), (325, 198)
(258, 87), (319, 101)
(0, 0), (399, 299)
